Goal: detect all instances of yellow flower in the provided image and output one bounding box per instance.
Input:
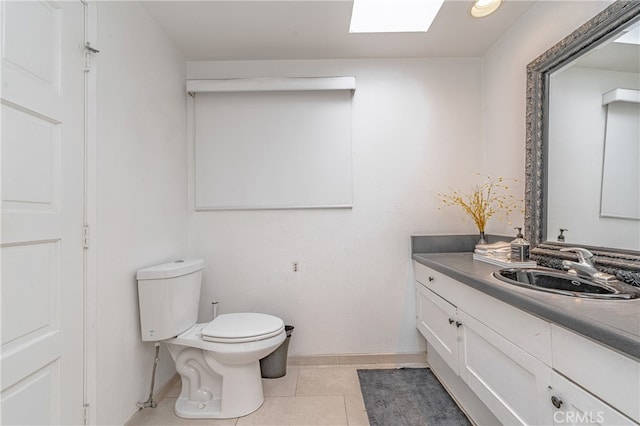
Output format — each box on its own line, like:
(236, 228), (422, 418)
(437, 174), (522, 233)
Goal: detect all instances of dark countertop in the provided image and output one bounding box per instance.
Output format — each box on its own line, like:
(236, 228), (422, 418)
(413, 252), (640, 361)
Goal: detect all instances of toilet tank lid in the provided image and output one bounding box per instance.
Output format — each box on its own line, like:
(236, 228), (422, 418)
(137, 259), (204, 280)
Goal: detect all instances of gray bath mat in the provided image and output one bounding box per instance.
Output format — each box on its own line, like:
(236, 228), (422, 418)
(357, 368), (471, 426)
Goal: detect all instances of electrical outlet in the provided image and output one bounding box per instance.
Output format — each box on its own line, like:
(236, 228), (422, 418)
(293, 262), (299, 272)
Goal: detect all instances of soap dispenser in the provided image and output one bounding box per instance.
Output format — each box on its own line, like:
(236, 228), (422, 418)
(557, 228), (567, 242)
(511, 227), (530, 262)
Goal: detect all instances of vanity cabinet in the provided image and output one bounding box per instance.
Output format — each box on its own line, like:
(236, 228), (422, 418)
(416, 266), (552, 425)
(414, 260), (640, 426)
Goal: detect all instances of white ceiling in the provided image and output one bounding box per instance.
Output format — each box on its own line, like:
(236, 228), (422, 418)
(141, 0), (537, 61)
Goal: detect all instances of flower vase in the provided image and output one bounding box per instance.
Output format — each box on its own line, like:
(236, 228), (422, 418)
(477, 231), (487, 246)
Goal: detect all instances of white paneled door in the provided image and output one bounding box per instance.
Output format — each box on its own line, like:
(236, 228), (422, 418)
(1, 1), (86, 425)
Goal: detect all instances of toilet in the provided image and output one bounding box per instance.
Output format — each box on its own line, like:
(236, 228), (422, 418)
(136, 259), (286, 419)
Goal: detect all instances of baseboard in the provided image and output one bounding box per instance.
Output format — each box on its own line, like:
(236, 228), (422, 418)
(124, 374), (179, 425)
(288, 352), (427, 366)
(156, 373), (180, 400)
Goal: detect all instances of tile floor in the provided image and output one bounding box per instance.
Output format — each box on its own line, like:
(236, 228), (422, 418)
(127, 360), (428, 426)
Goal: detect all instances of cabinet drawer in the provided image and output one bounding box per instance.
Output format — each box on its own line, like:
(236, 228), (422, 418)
(552, 324), (640, 423)
(414, 261), (552, 365)
(550, 371), (637, 426)
(461, 285), (552, 366)
(415, 261), (461, 303)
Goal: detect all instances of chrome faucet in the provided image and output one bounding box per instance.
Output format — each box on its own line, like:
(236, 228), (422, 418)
(560, 247), (616, 284)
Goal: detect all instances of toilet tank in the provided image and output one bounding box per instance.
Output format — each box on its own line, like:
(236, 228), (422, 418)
(137, 259), (204, 342)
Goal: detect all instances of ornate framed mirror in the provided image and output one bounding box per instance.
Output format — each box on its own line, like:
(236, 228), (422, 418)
(525, 1), (640, 284)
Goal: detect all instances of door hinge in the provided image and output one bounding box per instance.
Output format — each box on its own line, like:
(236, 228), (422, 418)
(83, 403), (90, 425)
(83, 225), (90, 249)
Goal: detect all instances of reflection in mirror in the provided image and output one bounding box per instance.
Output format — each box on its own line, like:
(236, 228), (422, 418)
(600, 88), (639, 221)
(525, 1), (640, 282)
(547, 20), (640, 250)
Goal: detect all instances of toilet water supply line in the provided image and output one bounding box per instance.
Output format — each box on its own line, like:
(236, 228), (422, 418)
(138, 302), (218, 408)
(137, 343), (160, 409)
(137, 302), (218, 410)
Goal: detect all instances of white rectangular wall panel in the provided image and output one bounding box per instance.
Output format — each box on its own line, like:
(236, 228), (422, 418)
(194, 90), (353, 210)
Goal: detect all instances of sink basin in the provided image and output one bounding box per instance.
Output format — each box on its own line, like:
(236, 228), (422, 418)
(493, 268), (640, 299)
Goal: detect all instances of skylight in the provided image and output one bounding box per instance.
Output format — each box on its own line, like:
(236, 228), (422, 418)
(614, 22), (640, 45)
(349, 0), (446, 33)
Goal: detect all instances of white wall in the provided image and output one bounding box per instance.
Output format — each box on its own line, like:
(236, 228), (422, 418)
(481, 1), (613, 236)
(187, 59), (487, 356)
(96, 3), (188, 424)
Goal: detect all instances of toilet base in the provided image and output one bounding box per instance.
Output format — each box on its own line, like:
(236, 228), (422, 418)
(174, 396), (222, 419)
(174, 393), (265, 419)
(172, 358), (266, 419)
(165, 323), (286, 419)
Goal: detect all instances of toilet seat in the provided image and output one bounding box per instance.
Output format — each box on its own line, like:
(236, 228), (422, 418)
(202, 313), (285, 343)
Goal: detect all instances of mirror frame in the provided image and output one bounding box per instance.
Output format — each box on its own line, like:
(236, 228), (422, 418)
(525, 1), (640, 281)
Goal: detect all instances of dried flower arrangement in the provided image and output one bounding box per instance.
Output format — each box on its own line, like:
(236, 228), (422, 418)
(437, 174), (522, 234)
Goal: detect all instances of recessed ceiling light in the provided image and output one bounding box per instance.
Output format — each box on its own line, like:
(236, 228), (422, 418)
(470, 0), (502, 18)
(349, 0), (446, 33)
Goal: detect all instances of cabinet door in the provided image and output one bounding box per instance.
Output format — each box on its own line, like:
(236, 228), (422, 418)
(458, 310), (553, 426)
(552, 324), (640, 423)
(416, 283), (459, 374)
(549, 372), (637, 426)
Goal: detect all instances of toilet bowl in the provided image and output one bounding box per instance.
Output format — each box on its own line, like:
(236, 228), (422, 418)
(136, 259), (286, 419)
(166, 314), (285, 419)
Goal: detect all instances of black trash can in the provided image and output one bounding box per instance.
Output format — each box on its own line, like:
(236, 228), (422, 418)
(260, 325), (294, 378)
